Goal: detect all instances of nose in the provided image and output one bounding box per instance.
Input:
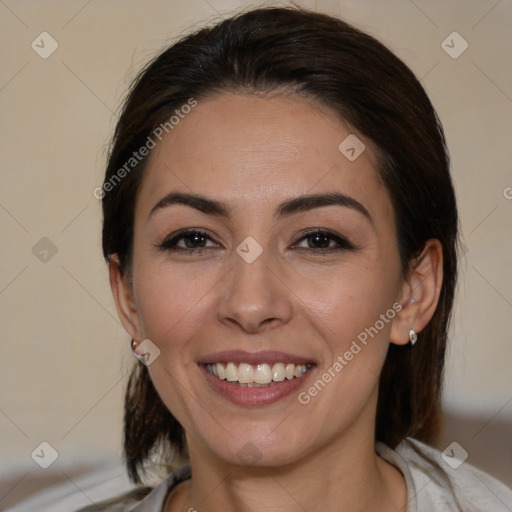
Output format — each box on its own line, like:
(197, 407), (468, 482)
(217, 244), (294, 334)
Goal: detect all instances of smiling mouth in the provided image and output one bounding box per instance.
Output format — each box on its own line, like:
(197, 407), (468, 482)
(203, 362), (314, 387)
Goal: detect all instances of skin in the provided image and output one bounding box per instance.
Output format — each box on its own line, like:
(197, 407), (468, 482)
(110, 92), (443, 511)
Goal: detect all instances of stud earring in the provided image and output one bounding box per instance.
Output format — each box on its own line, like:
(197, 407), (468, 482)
(131, 339), (138, 353)
(409, 329), (418, 345)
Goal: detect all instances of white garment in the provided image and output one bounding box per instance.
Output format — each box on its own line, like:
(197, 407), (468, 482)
(376, 438), (512, 511)
(6, 438), (512, 511)
(129, 438), (512, 511)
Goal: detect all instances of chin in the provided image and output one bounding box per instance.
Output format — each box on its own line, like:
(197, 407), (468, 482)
(203, 428), (311, 469)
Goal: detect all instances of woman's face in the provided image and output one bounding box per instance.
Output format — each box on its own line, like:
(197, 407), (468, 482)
(125, 92), (405, 466)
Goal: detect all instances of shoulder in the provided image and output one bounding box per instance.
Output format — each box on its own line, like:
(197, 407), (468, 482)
(120, 462), (192, 511)
(376, 437), (512, 512)
(74, 463), (191, 512)
(75, 488), (152, 512)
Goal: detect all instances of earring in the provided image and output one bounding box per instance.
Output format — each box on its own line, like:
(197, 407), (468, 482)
(409, 329), (418, 345)
(131, 339), (138, 353)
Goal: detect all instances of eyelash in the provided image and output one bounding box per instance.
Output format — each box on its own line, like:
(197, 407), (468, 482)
(156, 229), (355, 255)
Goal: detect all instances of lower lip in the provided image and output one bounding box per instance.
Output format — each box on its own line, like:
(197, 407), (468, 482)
(199, 365), (314, 406)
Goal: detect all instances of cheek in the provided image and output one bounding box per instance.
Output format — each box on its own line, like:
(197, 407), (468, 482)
(132, 260), (217, 354)
(291, 260), (398, 348)
(132, 264), (217, 428)
(292, 268), (396, 426)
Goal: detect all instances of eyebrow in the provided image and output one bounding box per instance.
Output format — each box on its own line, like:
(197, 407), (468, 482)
(149, 191), (373, 225)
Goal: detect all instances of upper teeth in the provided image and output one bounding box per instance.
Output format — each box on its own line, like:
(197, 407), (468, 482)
(205, 362), (311, 385)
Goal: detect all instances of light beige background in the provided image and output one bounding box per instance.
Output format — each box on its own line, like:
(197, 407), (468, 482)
(1, 0), (511, 508)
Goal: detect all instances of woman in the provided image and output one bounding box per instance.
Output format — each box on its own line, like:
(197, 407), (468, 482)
(87, 6), (512, 511)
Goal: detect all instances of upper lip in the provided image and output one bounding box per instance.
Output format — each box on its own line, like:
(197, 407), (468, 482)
(197, 350), (316, 366)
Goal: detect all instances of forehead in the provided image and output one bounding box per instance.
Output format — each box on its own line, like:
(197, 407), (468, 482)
(137, 92), (387, 220)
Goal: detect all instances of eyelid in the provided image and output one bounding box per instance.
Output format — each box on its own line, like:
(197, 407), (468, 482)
(292, 229), (356, 251)
(156, 228), (221, 251)
(156, 227), (356, 254)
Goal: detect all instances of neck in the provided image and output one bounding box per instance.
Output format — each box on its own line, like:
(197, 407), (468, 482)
(167, 393), (406, 512)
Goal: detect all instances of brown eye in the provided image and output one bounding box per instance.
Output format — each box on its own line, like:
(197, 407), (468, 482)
(293, 230), (355, 252)
(179, 232), (208, 248)
(157, 230), (220, 252)
(305, 232), (332, 249)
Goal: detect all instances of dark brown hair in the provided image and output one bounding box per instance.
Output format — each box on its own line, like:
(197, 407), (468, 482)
(101, 6), (459, 485)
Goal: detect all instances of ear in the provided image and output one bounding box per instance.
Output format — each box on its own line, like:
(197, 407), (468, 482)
(109, 254), (142, 341)
(390, 239), (443, 346)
